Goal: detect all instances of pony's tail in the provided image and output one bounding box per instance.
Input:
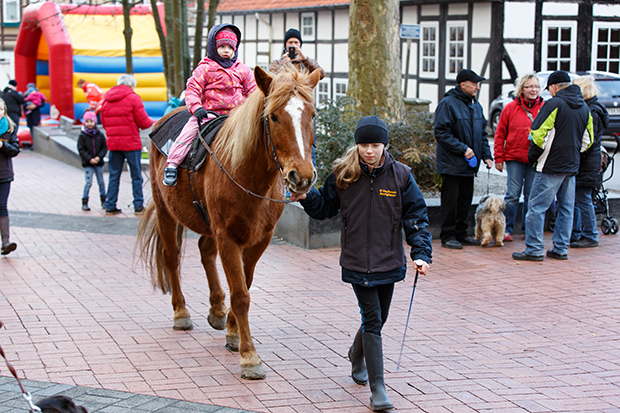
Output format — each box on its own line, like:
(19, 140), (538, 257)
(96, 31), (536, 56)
(135, 202), (185, 294)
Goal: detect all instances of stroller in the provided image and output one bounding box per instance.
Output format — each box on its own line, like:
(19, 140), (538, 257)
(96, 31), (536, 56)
(592, 132), (620, 235)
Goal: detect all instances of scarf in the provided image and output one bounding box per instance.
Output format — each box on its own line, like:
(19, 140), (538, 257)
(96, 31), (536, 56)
(0, 117), (9, 135)
(82, 125), (98, 136)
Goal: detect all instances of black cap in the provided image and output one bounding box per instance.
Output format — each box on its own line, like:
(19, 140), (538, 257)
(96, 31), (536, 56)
(545, 70), (571, 90)
(8, 79), (17, 87)
(456, 69), (485, 84)
(354, 116), (389, 145)
(284, 28), (302, 46)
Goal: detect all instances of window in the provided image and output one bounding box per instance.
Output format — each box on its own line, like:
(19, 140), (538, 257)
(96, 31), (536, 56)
(593, 22), (620, 74)
(301, 12), (315, 42)
(420, 22), (438, 78)
(542, 21), (576, 72)
(316, 80), (330, 106)
(2, 0), (20, 24)
(446, 21), (467, 79)
(256, 54), (269, 71)
(334, 81), (347, 101)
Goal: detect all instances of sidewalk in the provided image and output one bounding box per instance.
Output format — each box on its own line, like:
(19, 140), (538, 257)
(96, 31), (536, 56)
(2, 151), (620, 412)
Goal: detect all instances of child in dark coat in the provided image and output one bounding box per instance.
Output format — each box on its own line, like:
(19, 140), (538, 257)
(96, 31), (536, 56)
(77, 111), (107, 211)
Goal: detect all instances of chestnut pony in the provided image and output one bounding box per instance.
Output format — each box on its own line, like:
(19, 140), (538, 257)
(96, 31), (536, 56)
(137, 66), (320, 379)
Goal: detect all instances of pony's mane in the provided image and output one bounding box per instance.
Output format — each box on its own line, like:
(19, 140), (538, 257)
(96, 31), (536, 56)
(214, 66), (316, 171)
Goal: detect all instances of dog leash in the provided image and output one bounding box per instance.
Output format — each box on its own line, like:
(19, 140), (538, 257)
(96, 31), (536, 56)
(0, 321), (42, 412)
(395, 260), (422, 371)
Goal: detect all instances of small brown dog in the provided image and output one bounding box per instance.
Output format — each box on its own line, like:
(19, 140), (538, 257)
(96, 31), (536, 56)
(474, 194), (506, 247)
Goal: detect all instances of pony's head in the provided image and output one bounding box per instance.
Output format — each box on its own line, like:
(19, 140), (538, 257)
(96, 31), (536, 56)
(255, 65), (321, 194)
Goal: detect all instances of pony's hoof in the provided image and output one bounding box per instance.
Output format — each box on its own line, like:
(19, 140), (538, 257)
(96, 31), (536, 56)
(208, 313), (227, 330)
(241, 363), (266, 380)
(225, 334), (239, 352)
(173, 317), (193, 330)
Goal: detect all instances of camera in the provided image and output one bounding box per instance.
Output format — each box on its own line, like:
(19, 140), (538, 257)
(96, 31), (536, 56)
(288, 46), (296, 60)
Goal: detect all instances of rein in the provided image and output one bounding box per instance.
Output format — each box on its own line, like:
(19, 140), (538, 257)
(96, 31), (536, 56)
(0, 321), (42, 412)
(197, 117), (293, 204)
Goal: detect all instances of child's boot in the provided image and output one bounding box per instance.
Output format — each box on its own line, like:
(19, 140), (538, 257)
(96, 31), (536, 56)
(163, 165), (178, 186)
(0, 216), (17, 255)
(100, 195), (106, 209)
(82, 198), (90, 211)
(363, 333), (393, 411)
(348, 327), (368, 385)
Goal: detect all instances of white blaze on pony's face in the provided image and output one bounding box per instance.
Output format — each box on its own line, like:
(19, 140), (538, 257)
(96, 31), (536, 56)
(285, 96), (306, 160)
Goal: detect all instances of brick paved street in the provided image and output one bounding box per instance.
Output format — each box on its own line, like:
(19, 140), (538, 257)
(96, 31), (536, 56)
(1, 151), (620, 412)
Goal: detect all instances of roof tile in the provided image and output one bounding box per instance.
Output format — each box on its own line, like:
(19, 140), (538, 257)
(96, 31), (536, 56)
(218, 0), (350, 13)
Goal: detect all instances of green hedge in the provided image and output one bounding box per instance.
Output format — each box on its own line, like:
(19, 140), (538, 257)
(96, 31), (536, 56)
(314, 98), (439, 191)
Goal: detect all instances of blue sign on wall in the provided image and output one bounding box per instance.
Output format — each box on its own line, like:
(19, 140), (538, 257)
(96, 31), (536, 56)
(400, 24), (420, 39)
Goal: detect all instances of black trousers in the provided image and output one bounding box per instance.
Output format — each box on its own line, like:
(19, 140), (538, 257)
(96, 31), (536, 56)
(352, 283), (394, 336)
(440, 174), (474, 242)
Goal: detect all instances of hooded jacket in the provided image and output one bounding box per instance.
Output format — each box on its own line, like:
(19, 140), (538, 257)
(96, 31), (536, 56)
(576, 96), (609, 188)
(528, 84), (594, 175)
(493, 96), (545, 164)
(185, 23), (256, 116)
(434, 86), (492, 176)
(100, 85), (153, 152)
(300, 152), (432, 286)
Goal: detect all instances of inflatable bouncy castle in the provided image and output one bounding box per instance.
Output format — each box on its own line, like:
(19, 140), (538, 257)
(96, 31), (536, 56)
(14, 2), (167, 120)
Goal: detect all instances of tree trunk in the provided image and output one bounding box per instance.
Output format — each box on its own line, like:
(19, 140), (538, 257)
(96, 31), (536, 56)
(348, 0), (403, 117)
(172, 0), (185, 94)
(150, 0), (170, 95)
(206, 0), (220, 58)
(122, 0), (134, 74)
(193, 0), (206, 69)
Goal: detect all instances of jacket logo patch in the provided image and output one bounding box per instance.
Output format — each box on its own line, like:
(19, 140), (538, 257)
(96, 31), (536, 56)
(379, 189), (397, 197)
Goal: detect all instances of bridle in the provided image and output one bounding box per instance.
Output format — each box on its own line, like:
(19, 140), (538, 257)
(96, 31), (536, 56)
(196, 105), (304, 204)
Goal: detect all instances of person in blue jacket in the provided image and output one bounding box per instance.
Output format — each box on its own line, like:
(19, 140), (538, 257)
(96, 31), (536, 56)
(291, 115), (432, 411)
(434, 69), (493, 249)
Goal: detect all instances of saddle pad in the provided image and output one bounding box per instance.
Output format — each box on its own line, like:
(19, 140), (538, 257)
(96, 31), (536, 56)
(149, 109), (228, 170)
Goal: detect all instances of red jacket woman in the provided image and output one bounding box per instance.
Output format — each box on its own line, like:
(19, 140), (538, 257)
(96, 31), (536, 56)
(493, 74), (545, 239)
(494, 95), (544, 164)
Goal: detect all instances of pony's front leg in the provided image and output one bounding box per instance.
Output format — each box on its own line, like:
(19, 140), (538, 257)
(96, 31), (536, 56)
(198, 235), (227, 330)
(217, 236), (265, 380)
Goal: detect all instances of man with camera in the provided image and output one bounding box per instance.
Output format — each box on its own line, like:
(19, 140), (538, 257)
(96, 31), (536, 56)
(269, 28), (325, 79)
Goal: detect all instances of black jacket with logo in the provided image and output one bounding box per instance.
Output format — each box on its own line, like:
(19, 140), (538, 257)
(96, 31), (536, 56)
(300, 151), (432, 286)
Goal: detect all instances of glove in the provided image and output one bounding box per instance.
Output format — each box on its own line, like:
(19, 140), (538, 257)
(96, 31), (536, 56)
(194, 107), (208, 124)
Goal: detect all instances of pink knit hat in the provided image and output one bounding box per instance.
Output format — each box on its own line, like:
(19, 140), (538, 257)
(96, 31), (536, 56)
(215, 29), (237, 49)
(83, 111), (97, 122)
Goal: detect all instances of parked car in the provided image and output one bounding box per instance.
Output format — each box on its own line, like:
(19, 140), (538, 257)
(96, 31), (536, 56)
(488, 71), (620, 140)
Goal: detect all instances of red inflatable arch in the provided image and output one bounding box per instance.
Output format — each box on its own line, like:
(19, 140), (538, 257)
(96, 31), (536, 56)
(14, 2), (74, 119)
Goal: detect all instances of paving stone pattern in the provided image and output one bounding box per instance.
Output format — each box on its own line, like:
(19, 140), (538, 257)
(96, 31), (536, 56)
(1, 152), (620, 412)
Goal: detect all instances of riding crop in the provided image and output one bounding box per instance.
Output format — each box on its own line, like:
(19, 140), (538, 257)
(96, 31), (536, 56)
(395, 260), (422, 371)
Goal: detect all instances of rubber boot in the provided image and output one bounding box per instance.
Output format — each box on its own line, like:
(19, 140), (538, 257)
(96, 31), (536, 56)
(82, 198), (91, 211)
(100, 195), (106, 209)
(348, 327), (368, 385)
(0, 216), (17, 255)
(363, 333), (393, 411)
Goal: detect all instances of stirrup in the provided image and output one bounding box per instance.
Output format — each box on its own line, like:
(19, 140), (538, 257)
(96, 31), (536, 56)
(163, 166), (177, 186)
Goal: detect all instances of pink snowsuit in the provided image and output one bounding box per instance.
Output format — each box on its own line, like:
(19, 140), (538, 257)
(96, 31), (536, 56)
(166, 57), (257, 165)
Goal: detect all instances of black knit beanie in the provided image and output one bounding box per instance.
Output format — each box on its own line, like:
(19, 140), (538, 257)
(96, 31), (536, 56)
(284, 28), (302, 46)
(354, 116), (389, 145)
